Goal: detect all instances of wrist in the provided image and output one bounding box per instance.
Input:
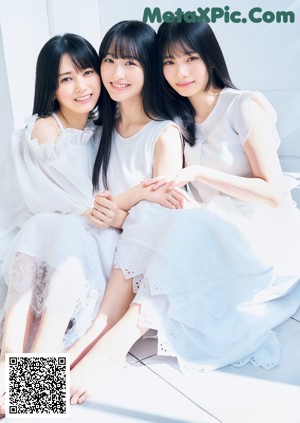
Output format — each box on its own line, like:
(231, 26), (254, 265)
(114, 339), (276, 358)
(132, 183), (145, 203)
(111, 208), (128, 229)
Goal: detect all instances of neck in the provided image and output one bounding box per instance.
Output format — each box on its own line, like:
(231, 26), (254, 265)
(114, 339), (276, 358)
(116, 97), (151, 136)
(56, 109), (89, 130)
(189, 87), (222, 123)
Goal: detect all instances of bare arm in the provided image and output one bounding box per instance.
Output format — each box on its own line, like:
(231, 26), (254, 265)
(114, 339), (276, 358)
(113, 124), (184, 212)
(149, 102), (283, 208)
(189, 101), (283, 206)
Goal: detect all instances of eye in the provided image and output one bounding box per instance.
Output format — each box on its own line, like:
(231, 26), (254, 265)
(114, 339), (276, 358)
(163, 60), (174, 66)
(125, 60), (136, 66)
(84, 69), (94, 76)
(60, 77), (72, 83)
(187, 55), (199, 62)
(103, 57), (113, 63)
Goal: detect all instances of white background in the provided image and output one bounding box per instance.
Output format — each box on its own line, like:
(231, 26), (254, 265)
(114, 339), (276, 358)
(0, 0), (299, 174)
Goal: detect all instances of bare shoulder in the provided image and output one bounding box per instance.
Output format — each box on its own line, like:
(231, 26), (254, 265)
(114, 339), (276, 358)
(160, 123), (181, 139)
(157, 123), (181, 147)
(31, 116), (61, 145)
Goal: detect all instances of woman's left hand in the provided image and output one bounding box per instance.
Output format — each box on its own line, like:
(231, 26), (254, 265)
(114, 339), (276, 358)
(83, 191), (118, 228)
(143, 166), (200, 191)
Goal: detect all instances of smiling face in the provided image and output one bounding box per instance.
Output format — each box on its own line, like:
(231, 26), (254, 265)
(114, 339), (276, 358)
(162, 49), (209, 100)
(100, 51), (145, 104)
(55, 54), (101, 118)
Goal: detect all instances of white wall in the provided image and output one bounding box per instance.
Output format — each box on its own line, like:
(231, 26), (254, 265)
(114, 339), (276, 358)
(0, 0), (299, 177)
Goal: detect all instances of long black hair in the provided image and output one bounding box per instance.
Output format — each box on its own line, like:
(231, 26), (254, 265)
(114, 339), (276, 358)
(157, 21), (236, 146)
(92, 20), (169, 190)
(33, 33), (100, 117)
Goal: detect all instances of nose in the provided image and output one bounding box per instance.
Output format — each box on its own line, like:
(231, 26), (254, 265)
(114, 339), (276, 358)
(74, 75), (87, 93)
(176, 63), (189, 78)
(113, 63), (125, 79)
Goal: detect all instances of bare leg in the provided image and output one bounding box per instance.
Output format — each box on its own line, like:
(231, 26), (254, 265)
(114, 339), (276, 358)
(30, 262), (85, 353)
(1, 289), (32, 358)
(30, 311), (71, 353)
(68, 269), (135, 368)
(70, 303), (148, 404)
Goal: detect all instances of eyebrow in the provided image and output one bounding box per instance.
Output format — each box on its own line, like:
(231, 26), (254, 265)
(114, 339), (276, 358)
(105, 52), (139, 60)
(163, 50), (195, 60)
(58, 71), (72, 77)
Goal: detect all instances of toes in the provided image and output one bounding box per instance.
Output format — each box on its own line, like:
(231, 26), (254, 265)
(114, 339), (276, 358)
(70, 390), (82, 405)
(0, 397), (5, 417)
(78, 392), (89, 404)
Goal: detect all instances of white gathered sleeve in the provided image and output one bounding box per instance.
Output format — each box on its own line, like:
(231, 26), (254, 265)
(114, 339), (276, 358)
(0, 117), (118, 348)
(11, 116), (96, 216)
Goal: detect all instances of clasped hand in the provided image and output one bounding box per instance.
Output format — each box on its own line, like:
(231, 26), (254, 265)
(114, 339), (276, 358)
(83, 191), (118, 228)
(142, 168), (197, 208)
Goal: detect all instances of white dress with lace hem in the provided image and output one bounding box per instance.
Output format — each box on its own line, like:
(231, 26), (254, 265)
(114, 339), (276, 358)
(114, 89), (300, 373)
(0, 114), (119, 348)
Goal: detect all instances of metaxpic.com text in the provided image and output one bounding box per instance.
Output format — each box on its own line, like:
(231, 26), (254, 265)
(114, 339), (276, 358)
(142, 6), (295, 24)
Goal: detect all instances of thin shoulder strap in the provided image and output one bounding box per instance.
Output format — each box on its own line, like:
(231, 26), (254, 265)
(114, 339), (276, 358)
(52, 112), (64, 132)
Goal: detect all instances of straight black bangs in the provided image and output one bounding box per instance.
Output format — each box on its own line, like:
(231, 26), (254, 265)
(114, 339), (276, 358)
(64, 44), (99, 72)
(161, 30), (197, 60)
(102, 35), (140, 61)
(163, 41), (195, 60)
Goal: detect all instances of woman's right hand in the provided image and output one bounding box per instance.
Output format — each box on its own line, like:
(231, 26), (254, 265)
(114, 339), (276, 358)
(82, 191), (122, 228)
(142, 184), (192, 209)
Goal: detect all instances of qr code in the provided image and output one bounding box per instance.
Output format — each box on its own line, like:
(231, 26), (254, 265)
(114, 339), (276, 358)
(5, 353), (70, 418)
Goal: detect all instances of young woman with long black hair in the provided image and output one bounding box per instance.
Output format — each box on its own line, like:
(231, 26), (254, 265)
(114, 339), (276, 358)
(70, 21), (300, 405)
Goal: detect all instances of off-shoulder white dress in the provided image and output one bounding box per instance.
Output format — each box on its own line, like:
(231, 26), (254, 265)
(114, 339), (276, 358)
(114, 89), (300, 372)
(0, 114), (119, 348)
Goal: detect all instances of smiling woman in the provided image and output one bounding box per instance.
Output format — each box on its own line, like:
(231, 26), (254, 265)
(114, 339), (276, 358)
(0, 33), (120, 417)
(32, 55), (101, 143)
(55, 55), (100, 126)
(100, 53), (145, 105)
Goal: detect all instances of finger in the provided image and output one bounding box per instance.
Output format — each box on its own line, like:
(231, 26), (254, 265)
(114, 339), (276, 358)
(96, 190), (113, 201)
(166, 194), (182, 209)
(159, 199), (175, 209)
(93, 205), (116, 222)
(143, 177), (161, 187)
(150, 179), (170, 191)
(92, 208), (114, 223)
(173, 188), (193, 204)
(94, 197), (116, 210)
(167, 180), (187, 191)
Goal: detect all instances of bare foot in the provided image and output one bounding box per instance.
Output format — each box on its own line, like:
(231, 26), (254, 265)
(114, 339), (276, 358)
(0, 393), (5, 417)
(70, 340), (125, 405)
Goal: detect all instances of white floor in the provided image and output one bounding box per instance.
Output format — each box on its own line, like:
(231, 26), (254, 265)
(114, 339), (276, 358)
(3, 310), (300, 423)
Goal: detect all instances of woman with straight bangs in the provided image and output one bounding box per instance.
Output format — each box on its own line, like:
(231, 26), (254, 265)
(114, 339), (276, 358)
(118, 21), (300, 372)
(71, 20), (300, 405)
(0, 33), (121, 414)
(69, 20), (186, 404)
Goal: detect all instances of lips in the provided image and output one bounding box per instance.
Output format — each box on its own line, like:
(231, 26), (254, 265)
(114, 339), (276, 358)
(110, 82), (130, 89)
(176, 81), (194, 88)
(75, 94), (92, 102)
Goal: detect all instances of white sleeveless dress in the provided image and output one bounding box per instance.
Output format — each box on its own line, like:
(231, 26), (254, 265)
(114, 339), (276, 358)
(0, 114), (119, 348)
(101, 119), (178, 197)
(114, 88), (300, 372)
